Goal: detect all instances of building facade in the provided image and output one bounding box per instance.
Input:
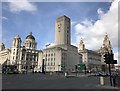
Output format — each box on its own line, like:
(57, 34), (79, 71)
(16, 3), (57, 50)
(78, 39), (102, 72)
(43, 16), (82, 73)
(0, 16), (82, 73)
(99, 33), (113, 63)
(0, 16), (115, 73)
(0, 33), (42, 73)
(99, 33), (115, 71)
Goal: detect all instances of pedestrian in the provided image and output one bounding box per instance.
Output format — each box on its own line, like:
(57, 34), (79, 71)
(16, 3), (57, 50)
(112, 72), (117, 87)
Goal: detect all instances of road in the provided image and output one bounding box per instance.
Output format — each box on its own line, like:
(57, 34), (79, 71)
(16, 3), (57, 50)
(2, 73), (120, 89)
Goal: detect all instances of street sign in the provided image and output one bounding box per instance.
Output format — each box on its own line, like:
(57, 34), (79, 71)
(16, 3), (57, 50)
(77, 64), (86, 70)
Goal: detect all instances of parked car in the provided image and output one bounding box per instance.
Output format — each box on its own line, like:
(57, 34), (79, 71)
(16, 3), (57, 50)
(94, 72), (119, 77)
(6, 69), (19, 74)
(2, 65), (19, 74)
(94, 72), (108, 77)
(21, 69), (27, 74)
(33, 68), (41, 73)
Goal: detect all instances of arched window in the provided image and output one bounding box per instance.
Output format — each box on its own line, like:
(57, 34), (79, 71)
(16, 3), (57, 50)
(30, 42), (31, 47)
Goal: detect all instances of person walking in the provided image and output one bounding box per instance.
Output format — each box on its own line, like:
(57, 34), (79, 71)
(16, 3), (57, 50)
(112, 72), (118, 87)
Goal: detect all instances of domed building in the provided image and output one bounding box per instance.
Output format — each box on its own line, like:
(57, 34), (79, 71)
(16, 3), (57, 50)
(23, 32), (37, 50)
(0, 32), (43, 73)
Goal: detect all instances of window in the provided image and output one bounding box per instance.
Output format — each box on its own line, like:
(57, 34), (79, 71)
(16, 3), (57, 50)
(22, 57), (24, 60)
(16, 51), (18, 55)
(34, 57), (36, 61)
(48, 58), (50, 61)
(13, 52), (15, 55)
(13, 56), (14, 60)
(26, 58), (28, 60)
(51, 58), (53, 61)
(67, 26), (69, 29)
(27, 54), (29, 57)
(22, 54), (25, 57)
(16, 56), (18, 60)
(51, 54), (53, 56)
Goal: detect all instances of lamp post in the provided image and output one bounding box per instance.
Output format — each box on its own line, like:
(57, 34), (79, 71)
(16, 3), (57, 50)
(58, 65), (60, 74)
(42, 59), (45, 73)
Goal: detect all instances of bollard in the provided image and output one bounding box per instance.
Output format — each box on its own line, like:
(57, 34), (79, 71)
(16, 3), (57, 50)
(50, 72), (52, 75)
(100, 76), (105, 86)
(65, 72), (67, 77)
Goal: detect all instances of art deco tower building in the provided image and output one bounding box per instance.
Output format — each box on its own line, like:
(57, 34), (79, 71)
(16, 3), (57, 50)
(55, 15), (71, 45)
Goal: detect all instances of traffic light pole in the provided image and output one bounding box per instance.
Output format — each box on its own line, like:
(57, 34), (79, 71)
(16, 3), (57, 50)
(108, 63), (112, 86)
(75, 65), (77, 76)
(42, 59), (45, 74)
(104, 52), (117, 86)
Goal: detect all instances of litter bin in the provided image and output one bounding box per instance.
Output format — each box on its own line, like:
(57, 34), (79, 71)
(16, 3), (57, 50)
(100, 76), (105, 86)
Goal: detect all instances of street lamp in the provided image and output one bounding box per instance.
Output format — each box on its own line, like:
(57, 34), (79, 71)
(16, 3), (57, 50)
(42, 59), (45, 73)
(58, 65), (60, 73)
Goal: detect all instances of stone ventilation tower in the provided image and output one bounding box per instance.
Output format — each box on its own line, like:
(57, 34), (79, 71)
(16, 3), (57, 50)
(23, 32), (37, 50)
(0, 43), (5, 51)
(100, 33), (113, 54)
(12, 35), (22, 48)
(10, 35), (22, 64)
(103, 34), (112, 54)
(78, 38), (85, 51)
(55, 15), (71, 45)
(99, 33), (113, 65)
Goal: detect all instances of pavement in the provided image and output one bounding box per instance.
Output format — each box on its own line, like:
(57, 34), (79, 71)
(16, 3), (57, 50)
(96, 85), (120, 89)
(2, 73), (120, 89)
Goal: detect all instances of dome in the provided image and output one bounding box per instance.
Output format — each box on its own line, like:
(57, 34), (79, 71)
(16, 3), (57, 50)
(26, 32), (35, 40)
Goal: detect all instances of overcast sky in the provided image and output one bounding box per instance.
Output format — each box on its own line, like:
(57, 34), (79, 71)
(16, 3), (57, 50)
(1, 0), (119, 64)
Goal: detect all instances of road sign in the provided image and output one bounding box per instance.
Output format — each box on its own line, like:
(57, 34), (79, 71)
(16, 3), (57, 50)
(77, 64), (86, 70)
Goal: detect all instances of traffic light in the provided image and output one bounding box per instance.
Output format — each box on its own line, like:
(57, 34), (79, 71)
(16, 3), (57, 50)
(104, 53), (117, 64)
(61, 64), (65, 72)
(111, 60), (117, 64)
(109, 53), (114, 61)
(104, 53), (109, 64)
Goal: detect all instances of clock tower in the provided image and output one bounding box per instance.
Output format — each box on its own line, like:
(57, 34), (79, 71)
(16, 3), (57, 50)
(55, 15), (71, 45)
